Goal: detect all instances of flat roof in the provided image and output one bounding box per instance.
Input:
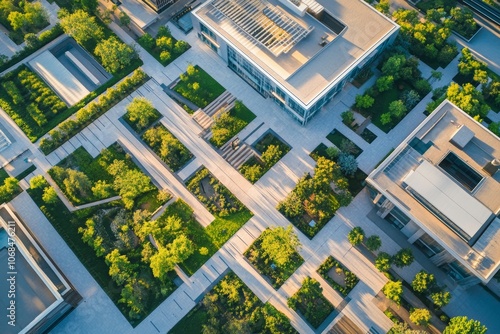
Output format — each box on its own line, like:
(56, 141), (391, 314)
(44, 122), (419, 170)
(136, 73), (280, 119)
(28, 50), (90, 106)
(0, 205), (73, 334)
(193, 0), (398, 106)
(119, 0), (158, 29)
(404, 161), (493, 240)
(367, 100), (500, 282)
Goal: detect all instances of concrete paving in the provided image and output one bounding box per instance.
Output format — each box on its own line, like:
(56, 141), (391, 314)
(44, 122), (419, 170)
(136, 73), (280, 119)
(0, 7), (499, 334)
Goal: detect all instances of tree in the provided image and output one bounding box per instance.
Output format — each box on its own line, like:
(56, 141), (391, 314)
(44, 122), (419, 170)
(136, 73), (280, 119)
(338, 153), (358, 177)
(125, 97), (157, 130)
(431, 70), (443, 81)
(393, 248), (414, 268)
(168, 234), (194, 263)
(389, 321), (428, 334)
(348, 226), (365, 246)
(410, 308), (431, 326)
(381, 112), (392, 125)
(260, 226), (300, 267)
(261, 144), (283, 166)
(95, 37), (137, 74)
(383, 280), (403, 305)
(376, 75), (394, 92)
(105, 249), (137, 285)
(431, 290), (451, 308)
(355, 94), (375, 109)
(277, 191), (304, 218)
(30, 175), (48, 189)
(63, 169), (92, 202)
(411, 270), (435, 293)
(402, 90), (420, 109)
(107, 160), (153, 209)
(119, 278), (148, 319)
(138, 32), (155, 49)
(444, 316), (487, 334)
(119, 11), (131, 27)
(389, 100), (407, 119)
(376, 252), (392, 272)
(24, 33), (39, 49)
(382, 54), (407, 79)
(149, 246), (175, 280)
(375, 0), (390, 14)
(60, 10), (103, 44)
(91, 180), (113, 199)
(42, 186), (58, 204)
(365, 235), (382, 252)
(447, 83), (489, 118)
(240, 164), (263, 183)
(75, 0), (98, 12)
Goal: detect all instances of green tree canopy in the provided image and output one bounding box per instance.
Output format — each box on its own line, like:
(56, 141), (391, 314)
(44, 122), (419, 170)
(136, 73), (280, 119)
(125, 97), (157, 131)
(60, 9), (103, 44)
(260, 226), (300, 267)
(95, 37), (137, 74)
(443, 316), (487, 334)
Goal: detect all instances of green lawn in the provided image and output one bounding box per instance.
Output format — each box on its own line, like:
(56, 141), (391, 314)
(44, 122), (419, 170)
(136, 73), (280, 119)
(168, 305), (208, 334)
(174, 65), (225, 109)
(326, 129), (363, 157)
(231, 101), (257, 123)
(206, 210), (254, 248)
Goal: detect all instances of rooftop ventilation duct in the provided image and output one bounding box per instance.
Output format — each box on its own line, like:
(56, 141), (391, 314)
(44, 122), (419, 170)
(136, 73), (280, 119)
(483, 158), (500, 176)
(450, 124), (475, 149)
(278, 0), (308, 16)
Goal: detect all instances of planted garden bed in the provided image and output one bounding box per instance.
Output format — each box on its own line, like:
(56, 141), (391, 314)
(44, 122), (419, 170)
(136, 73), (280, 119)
(186, 167), (252, 247)
(288, 277), (335, 329)
(169, 272), (297, 334)
(318, 256), (359, 296)
(240, 132), (290, 183)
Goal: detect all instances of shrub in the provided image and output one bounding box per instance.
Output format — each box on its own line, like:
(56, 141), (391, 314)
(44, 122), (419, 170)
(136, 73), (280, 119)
(410, 308), (431, 326)
(393, 248), (414, 268)
(365, 235), (382, 252)
(338, 153), (358, 177)
(348, 226), (365, 246)
(375, 252), (392, 272)
(431, 290), (451, 308)
(326, 146), (340, 160)
(383, 280), (403, 305)
(355, 94), (375, 109)
(30, 175), (48, 189)
(341, 110), (355, 124)
(411, 270), (436, 293)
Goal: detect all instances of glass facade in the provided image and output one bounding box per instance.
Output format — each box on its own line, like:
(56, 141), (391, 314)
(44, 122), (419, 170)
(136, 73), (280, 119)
(414, 233), (444, 258)
(199, 23), (218, 52)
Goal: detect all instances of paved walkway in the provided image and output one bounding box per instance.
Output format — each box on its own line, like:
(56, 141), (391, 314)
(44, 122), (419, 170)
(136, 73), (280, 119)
(1, 10), (498, 334)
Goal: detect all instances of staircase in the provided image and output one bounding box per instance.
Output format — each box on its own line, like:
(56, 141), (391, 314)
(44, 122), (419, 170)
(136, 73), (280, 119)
(203, 91), (236, 117)
(193, 110), (214, 129)
(220, 141), (256, 169)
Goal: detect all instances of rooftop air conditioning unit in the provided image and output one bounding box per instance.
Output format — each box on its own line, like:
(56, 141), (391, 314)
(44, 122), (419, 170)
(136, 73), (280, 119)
(483, 158), (500, 176)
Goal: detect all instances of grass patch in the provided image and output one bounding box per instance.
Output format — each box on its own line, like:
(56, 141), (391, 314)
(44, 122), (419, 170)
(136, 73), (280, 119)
(317, 256), (359, 297)
(309, 143), (329, 161)
(173, 65), (225, 109)
(206, 210), (253, 248)
(326, 129), (363, 157)
(169, 272), (297, 334)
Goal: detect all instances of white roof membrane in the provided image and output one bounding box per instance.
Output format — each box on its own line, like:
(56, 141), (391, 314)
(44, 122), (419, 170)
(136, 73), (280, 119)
(28, 50), (90, 106)
(404, 160), (492, 239)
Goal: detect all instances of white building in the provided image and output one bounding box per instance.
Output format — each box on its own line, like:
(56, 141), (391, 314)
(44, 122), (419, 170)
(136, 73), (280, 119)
(191, 0), (399, 124)
(366, 100), (500, 286)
